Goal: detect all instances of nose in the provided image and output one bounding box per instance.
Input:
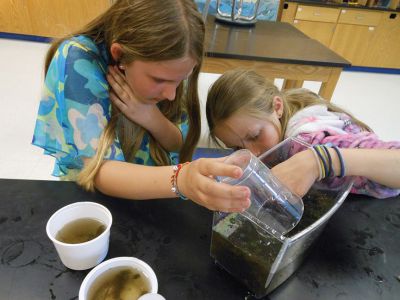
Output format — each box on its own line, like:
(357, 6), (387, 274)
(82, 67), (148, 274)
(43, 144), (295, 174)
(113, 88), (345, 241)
(252, 149), (261, 157)
(245, 143), (261, 157)
(161, 83), (177, 101)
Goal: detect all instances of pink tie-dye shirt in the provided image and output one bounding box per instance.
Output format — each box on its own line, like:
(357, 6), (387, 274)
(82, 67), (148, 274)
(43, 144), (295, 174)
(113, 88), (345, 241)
(285, 105), (400, 199)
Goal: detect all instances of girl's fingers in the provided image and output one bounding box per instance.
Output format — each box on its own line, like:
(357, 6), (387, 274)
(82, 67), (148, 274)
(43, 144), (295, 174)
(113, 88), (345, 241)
(214, 156), (229, 162)
(112, 66), (132, 95)
(194, 176), (251, 212)
(107, 67), (132, 101)
(216, 195), (251, 213)
(201, 177), (250, 200)
(204, 194), (251, 212)
(198, 158), (243, 179)
(109, 91), (127, 111)
(219, 199), (251, 213)
(183, 159), (251, 212)
(110, 65), (127, 85)
(107, 68), (122, 89)
(107, 73), (124, 100)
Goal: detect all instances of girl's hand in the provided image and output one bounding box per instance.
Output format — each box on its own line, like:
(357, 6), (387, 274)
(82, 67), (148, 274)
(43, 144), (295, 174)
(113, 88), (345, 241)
(177, 158), (251, 212)
(271, 149), (320, 197)
(107, 65), (157, 129)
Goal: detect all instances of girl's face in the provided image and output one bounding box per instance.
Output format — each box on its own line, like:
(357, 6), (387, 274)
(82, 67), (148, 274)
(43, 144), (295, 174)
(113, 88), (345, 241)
(122, 56), (196, 104)
(214, 110), (282, 157)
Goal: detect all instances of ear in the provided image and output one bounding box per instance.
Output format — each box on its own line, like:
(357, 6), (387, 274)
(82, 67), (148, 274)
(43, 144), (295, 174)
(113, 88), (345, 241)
(110, 43), (123, 62)
(273, 96), (284, 118)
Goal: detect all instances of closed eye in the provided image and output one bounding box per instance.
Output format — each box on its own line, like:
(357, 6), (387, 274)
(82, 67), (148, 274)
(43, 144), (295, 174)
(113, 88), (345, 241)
(226, 145), (242, 151)
(247, 133), (259, 141)
(152, 77), (166, 84)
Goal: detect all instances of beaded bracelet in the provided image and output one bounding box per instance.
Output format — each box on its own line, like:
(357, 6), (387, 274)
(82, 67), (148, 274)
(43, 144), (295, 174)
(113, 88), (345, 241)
(171, 162), (190, 200)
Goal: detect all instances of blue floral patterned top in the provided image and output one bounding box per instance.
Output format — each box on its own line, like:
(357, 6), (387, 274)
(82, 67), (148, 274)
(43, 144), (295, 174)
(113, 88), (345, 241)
(32, 35), (188, 178)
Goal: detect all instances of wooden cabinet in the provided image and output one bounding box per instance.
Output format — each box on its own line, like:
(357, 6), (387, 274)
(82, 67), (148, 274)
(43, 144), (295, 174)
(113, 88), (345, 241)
(0, 0), (32, 35)
(281, 2), (298, 23)
(337, 9), (382, 26)
(293, 20), (336, 47)
(284, 4), (339, 48)
(295, 5), (340, 22)
(330, 24), (377, 66)
(280, 2), (400, 69)
(364, 12), (400, 68)
(0, 0), (110, 38)
(330, 9), (382, 66)
(293, 5), (340, 47)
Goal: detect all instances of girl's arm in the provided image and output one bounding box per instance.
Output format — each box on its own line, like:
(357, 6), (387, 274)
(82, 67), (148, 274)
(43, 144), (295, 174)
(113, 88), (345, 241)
(85, 158), (251, 212)
(295, 130), (400, 198)
(332, 148), (400, 188)
(137, 106), (183, 152)
(271, 148), (400, 198)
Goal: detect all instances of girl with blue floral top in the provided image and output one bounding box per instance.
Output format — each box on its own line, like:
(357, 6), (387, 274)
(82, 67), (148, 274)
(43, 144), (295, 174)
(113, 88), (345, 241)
(33, 0), (251, 213)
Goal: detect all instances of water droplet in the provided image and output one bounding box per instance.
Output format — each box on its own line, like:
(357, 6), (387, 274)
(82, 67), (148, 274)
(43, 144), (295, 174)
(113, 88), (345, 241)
(368, 246), (384, 256)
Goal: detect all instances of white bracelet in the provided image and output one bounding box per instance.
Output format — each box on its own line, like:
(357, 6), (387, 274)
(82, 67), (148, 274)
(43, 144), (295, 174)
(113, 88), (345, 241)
(310, 148), (323, 181)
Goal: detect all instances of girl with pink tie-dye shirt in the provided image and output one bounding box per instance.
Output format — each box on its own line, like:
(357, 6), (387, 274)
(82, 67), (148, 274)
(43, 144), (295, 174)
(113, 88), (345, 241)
(206, 69), (400, 199)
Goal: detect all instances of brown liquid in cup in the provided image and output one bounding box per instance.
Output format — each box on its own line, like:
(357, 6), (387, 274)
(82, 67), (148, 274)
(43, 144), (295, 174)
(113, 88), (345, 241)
(55, 218), (106, 244)
(88, 267), (151, 300)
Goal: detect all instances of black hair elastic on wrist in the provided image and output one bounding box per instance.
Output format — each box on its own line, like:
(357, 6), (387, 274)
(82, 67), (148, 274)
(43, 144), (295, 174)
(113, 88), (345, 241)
(331, 146), (345, 178)
(321, 145), (333, 177)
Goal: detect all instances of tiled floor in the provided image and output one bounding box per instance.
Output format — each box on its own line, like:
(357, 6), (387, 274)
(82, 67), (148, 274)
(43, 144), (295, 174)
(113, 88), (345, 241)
(1, 38), (399, 180)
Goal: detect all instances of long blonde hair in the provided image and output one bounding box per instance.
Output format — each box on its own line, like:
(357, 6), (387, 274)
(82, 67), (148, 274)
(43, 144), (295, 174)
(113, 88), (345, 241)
(206, 69), (371, 146)
(44, 0), (204, 191)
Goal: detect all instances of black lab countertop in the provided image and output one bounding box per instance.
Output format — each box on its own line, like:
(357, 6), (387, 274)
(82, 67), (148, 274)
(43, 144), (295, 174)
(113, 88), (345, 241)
(0, 179), (399, 299)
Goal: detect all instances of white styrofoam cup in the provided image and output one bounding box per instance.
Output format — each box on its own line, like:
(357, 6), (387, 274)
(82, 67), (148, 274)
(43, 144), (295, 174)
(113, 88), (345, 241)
(79, 257), (159, 300)
(46, 201), (112, 270)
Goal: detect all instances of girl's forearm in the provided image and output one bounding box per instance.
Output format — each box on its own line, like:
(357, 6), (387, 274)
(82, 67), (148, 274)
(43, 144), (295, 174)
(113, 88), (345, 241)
(93, 160), (177, 199)
(329, 148), (400, 188)
(145, 108), (183, 152)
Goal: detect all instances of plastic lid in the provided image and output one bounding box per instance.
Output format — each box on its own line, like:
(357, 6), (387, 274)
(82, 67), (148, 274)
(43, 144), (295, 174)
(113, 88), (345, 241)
(138, 293), (166, 300)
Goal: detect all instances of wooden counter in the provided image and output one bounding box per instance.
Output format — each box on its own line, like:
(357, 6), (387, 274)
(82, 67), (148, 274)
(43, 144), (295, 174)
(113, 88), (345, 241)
(1, 179), (399, 299)
(203, 17), (351, 100)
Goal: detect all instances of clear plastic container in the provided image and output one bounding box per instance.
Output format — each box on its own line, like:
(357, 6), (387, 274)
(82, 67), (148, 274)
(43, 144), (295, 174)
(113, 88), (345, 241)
(215, 0), (261, 25)
(219, 149), (304, 240)
(210, 137), (354, 298)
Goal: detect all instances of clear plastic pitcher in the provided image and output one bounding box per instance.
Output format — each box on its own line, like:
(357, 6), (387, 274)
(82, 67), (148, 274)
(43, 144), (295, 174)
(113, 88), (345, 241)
(219, 149), (304, 240)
